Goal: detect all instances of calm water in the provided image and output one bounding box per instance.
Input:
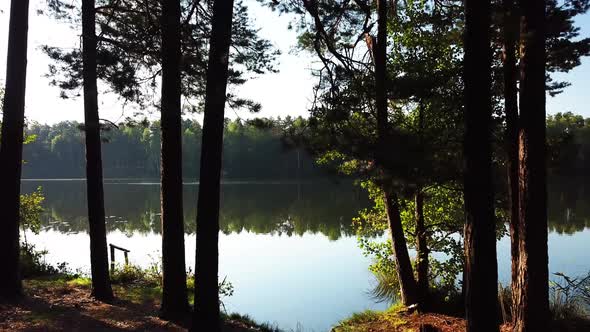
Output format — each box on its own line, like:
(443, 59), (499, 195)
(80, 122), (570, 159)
(21, 178), (590, 332)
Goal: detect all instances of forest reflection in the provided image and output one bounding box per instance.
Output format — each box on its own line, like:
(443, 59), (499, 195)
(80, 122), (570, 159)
(20, 176), (590, 239)
(21, 180), (369, 240)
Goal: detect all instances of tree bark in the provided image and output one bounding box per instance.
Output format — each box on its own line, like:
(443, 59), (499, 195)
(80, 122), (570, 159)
(514, 1), (549, 331)
(384, 190), (419, 306)
(160, 0), (188, 319)
(82, 0), (113, 302)
(502, 0), (520, 321)
(463, 0), (499, 330)
(415, 191), (429, 306)
(191, 0), (234, 330)
(0, 0), (30, 300)
(372, 0), (417, 306)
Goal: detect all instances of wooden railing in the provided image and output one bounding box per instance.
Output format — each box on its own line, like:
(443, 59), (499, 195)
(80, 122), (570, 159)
(109, 243), (130, 271)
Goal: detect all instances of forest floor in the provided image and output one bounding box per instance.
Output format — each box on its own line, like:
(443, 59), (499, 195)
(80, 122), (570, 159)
(330, 304), (590, 332)
(328, 304), (537, 332)
(330, 305), (469, 332)
(0, 277), (278, 332)
(4, 277), (590, 332)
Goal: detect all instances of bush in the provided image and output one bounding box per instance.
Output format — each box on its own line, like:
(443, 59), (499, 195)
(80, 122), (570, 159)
(20, 242), (70, 278)
(550, 272), (590, 330)
(110, 264), (160, 286)
(496, 274), (590, 330)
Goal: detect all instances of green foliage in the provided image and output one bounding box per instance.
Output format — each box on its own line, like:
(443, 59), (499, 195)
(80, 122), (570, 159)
(338, 310), (381, 325)
(19, 129), (46, 239)
(20, 187), (45, 235)
(355, 181), (511, 304)
(21, 118), (329, 180)
(110, 262), (235, 307)
(370, 269), (401, 303)
(546, 112), (590, 176)
(222, 313), (285, 332)
(20, 242), (71, 278)
(42, 0), (279, 112)
(355, 184), (465, 298)
(544, 0), (590, 95)
(110, 264), (161, 286)
(332, 305), (407, 332)
(217, 276), (235, 299)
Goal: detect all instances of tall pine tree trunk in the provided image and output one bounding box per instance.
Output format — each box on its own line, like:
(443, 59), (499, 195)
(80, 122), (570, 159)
(463, 0), (498, 330)
(160, 0), (188, 319)
(514, 1), (549, 330)
(415, 191), (429, 306)
(374, 0), (418, 306)
(0, 0), (30, 300)
(502, 0), (520, 321)
(82, 0), (113, 302)
(383, 190), (418, 306)
(192, 0), (234, 330)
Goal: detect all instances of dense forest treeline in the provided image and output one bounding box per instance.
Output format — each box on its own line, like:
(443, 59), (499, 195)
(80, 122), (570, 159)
(20, 111), (590, 179)
(547, 112), (590, 175)
(22, 117), (325, 179)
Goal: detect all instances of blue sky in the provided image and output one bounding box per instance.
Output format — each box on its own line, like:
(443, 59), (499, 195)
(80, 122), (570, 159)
(0, 0), (589, 124)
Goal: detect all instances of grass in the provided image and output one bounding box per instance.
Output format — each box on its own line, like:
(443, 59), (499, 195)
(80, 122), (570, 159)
(331, 305), (408, 332)
(12, 245), (281, 331)
(223, 313), (284, 332)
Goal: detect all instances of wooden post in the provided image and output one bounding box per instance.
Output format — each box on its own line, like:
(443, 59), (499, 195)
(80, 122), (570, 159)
(109, 244), (115, 271)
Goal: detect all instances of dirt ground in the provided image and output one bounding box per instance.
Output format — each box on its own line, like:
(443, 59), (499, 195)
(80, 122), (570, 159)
(0, 280), (265, 332)
(331, 307), (519, 332)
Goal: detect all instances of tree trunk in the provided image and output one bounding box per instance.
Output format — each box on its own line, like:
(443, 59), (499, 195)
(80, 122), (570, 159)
(514, 1), (549, 331)
(383, 190), (418, 306)
(82, 0), (113, 302)
(372, 0), (418, 306)
(415, 191), (429, 306)
(160, 0), (188, 319)
(502, 0), (520, 321)
(0, 0), (30, 300)
(463, 0), (498, 331)
(191, 0), (234, 330)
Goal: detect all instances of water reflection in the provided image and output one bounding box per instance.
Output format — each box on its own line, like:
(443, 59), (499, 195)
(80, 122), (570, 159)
(22, 176), (590, 238)
(21, 179), (369, 240)
(548, 176), (590, 234)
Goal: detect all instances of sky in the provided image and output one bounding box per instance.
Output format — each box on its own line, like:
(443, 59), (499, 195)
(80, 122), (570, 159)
(0, 0), (589, 125)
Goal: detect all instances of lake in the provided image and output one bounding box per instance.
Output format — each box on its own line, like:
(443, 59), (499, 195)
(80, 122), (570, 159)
(21, 177), (590, 332)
